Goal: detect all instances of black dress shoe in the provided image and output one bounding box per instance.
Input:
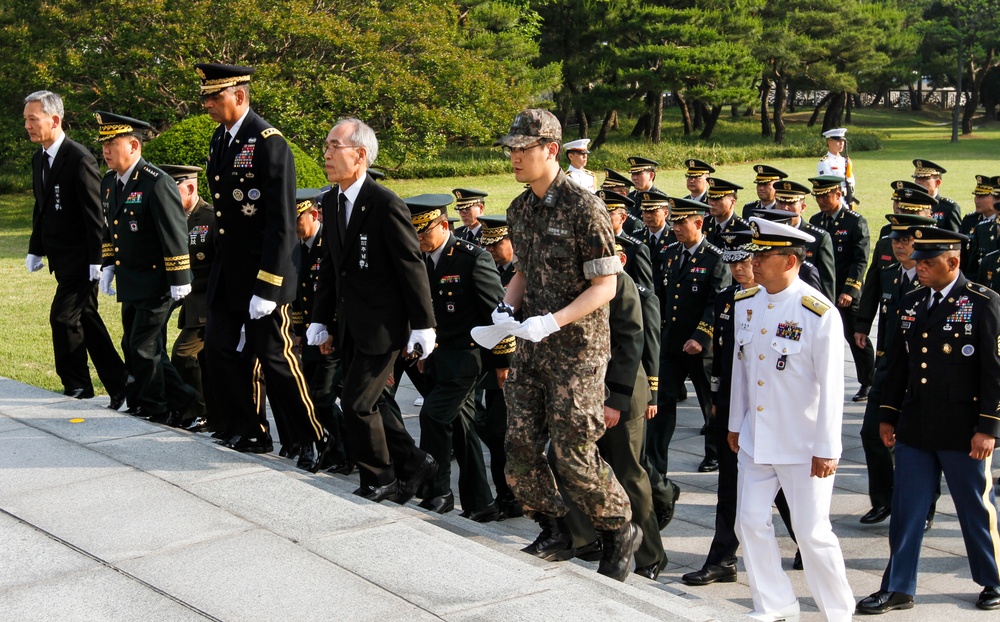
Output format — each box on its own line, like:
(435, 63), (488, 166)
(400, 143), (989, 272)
(64, 387), (95, 399)
(326, 461), (355, 476)
(860, 505), (892, 524)
(108, 387), (128, 410)
(497, 495), (524, 519)
(853, 385), (871, 402)
(856, 590), (914, 614)
(682, 563), (737, 586)
(296, 443), (320, 472)
(183, 417), (211, 433)
(573, 539), (602, 562)
(417, 492), (455, 514)
(977, 586), (1000, 610)
(147, 410), (183, 427)
(793, 549), (803, 570)
(698, 457), (719, 472)
(634, 556), (668, 580)
(924, 517), (934, 531)
(127, 406), (154, 419)
(396, 454), (439, 504)
(463, 501), (501, 523)
(226, 435), (273, 454)
(657, 483), (682, 530)
(354, 480), (400, 503)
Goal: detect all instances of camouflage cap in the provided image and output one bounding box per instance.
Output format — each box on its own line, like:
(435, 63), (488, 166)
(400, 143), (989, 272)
(494, 109), (562, 149)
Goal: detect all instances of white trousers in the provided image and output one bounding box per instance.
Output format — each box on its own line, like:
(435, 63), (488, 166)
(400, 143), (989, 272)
(735, 451), (855, 622)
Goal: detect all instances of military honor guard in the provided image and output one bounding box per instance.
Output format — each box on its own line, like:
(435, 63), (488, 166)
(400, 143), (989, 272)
(911, 159), (962, 233)
(741, 164), (788, 219)
(95, 112), (196, 423)
(649, 197), (730, 480)
(808, 175), (874, 401)
(599, 189), (653, 291)
(452, 188), (488, 244)
(703, 177), (750, 246)
(683, 159), (715, 202)
(563, 138), (596, 192)
(817, 128), (855, 202)
(771, 180), (837, 301)
(161, 164), (217, 430)
(23, 90), (129, 406)
(626, 157), (661, 235)
(853, 212), (936, 527)
(636, 190), (676, 300)
(857, 227), (1000, 614)
(730, 217), (855, 622)
(965, 175), (1000, 278)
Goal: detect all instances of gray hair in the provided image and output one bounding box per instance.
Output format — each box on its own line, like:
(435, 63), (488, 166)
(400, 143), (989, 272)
(24, 90), (64, 118)
(334, 117), (378, 167)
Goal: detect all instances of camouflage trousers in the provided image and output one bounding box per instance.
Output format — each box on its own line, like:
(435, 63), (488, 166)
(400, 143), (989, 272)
(503, 358), (631, 530)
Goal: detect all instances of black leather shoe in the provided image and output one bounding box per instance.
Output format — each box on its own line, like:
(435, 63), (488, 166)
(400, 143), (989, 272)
(597, 522), (643, 582)
(396, 454), (439, 504)
(924, 517), (934, 531)
(853, 385), (871, 402)
(296, 443), (320, 472)
(698, 457), (719, 472)
(856, 590), (914, 614)
(793, 549), (803, 570)
(977, 586), (1000, 610)
(497, 495), (524, 519)
(418, 492), (455, 514)
(682, 563), (738, 586)
(464, 501), (501, 523)
(226, 435), (273, 454)
(184, 417), (212, 433)
(573, 539), (602, 562)
(634, 556), (668, 580)
(657, 483), (682, 530)
(64, 387), (95, 399)
(860, 506), (892, 524)
(326, 461), (355, 475)
(127, 406), (154, 419)
(523, 514), (575, 561)
(147, 410), (184, 427)
(354, 481), (400, 503)
(108, 386), (128, 410)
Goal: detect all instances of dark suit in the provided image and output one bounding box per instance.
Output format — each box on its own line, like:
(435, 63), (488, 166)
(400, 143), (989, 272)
(28, 136), (126, 395)
(313, 174), (435, 488)
(967, 217), (999, 279)
(619, 232), (654, 291)
(203, 109), (321, 444)
(453, 224), (483, 246)
(101, 158), (193, 415)
(878, 275), (1000, 596)
(637, 226), (674, 301)
(960, 212), (984, 274)
(931, 195), (963, 233)
(797, 219), (837, 302)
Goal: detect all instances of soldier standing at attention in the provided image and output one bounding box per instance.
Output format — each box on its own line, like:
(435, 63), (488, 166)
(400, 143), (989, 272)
(195, 63), (323, 461)
(741, 164), (788, 219)
(563, 138), (596, 192)
(682, 159), (715, 203)
(599, 190), (653, 291)
(817, 128), (855, 201)
(24, 91), (129, 407)
(492, 109), (640, 581)
(636, 190), (675, 300)
(603, 168), (642, 234)
(452, 188), (488, 245)
(911, 159), (962, 233)
(625, 157), (660, 235)
(95, 112), (195, 423)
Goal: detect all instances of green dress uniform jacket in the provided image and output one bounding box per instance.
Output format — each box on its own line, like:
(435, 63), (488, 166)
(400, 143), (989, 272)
(638, 227), (675, 300)
(619, 231), (654, 291)
(101, 159), (192, 301)
(703, 214), (750, 248)
(931, 195), (963, 233)
(966, 217), (999, 279)
(178, 199), (216, 329)
(797, 219), (837, 302)
(660, 240), (730, 350)
(976, 249), (1000, 291)
(809, 206), (870, 304)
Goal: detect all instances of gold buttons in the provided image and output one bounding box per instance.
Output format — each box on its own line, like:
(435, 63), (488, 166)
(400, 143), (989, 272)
(921, 362), (927, 368)
(761, 329), (767, 334)
(217, 211), (222, 217)
(757, 406), (764, 412)
(768, 303), (774, 309)
(758, 380), (764, 386)
(921, 378), (927, 384)
(215, 175), (220, 181)
(152, 264), (156, 269)
(219, 229), (225, 235)
(922, 332), (928, 338)
(113, 234), (118, 239)
(673, 306), (678, 310)
(115, 260), (121, 266)
(759, 354), (765, 360)
(113, 220), (119, 225)
(921, 347), (927, 353)
(302, 296), (307, 302)
(215, 193), (220, 199)
(114, 247), (119, 252)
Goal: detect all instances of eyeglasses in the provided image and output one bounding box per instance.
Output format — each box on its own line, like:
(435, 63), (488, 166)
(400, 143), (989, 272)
(502, 142), (544, 158)
(750, 250), (791, 263)
(324, 142), (358, 152)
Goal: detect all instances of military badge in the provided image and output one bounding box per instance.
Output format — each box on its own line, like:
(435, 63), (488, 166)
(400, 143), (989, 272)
(962, 344), (975, 356)
(776, 322), (802, 341)
(241, 203), (256, 216)
(248, 188), (261, 200)
(233, 189), (244, 201)
(130, 221), (138, 232)
(943, 343), (952, 354)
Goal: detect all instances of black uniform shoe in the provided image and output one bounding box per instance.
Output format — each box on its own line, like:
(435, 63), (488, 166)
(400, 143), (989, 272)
(127, 406), (154, 419)
(396, 454), (439, 504)
(464, 501), (501, 523)
(226, 434), (273, 454)
(296, 443), (320, 472)
(860, 506), (892, 524)
(418, 492), (455, 514)
(497, 496), (524, 519)
(148, 410), (184, 427)
(64, 387), (95, 399)
(597, 522), (643, 582)
(793, 549), (803, 570)
(108, 386), (128, 410)
(634, 556), (668, 580)
(657, 483), (682, 530)
(522, 514), (575, 561)
(977, 586), (1000, 610)
(853, 385), (870, 402)
(354, 481), (400, 503)
(698, 458), (719, 472)
(682, 563), (737, 586)
(856, 590), (914, 614)
(924, 517), (934, 532)
(326, 461), (355, 476)
(572, 539), (602, 562)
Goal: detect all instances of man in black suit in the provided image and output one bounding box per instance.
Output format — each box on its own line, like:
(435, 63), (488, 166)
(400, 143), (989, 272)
(195, 63), (323, 463)
(24, 90), (128, 404)
(308, 117), (438, 503)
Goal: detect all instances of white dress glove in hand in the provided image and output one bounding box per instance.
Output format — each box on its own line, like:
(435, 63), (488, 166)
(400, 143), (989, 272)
(26, 254), (45, 272)
(492, 301), (516, 325)
(170, 284), (192, 301)
(407, 328), (436, 360)
(89, 264), (102, 281)
(248, 295), (277, 320)
(236, 325), (246, 352)
(306, 323), (329, 346)
(99, 266), (116, 296)
(511, 313), (560, 343)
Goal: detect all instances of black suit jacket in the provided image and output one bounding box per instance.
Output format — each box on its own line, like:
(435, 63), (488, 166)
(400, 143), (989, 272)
(660, 239), (730, 350)
(314, 174), (435, 355)
(178, 199), (216, 329)
(28, 136), (104, 278)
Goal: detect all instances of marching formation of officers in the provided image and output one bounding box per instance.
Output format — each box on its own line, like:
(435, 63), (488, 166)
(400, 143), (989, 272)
(23, 64), (1000, 619)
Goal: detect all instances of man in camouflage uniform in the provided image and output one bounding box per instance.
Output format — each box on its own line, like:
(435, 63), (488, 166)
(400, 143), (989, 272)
(492, 109), (641, 582)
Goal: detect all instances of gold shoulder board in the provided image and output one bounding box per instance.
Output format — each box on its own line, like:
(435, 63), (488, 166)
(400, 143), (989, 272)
(261, 128), (283, 139)
(734, 286), (760, 301)
(802, 295), (830, 316)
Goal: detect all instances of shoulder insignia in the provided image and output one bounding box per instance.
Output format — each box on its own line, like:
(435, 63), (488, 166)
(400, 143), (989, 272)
(103, 169), (116, 178)
(802, 295), (830, 316)
(967, 282), (994, 299)
(843, 209), (860, 218)
(584, 169), (595, 177)
(734, 286), (760, 301)
(704, 242), (723, 256)
(261, 128), (283, 139)
(140, 165), (160, 178)
(666, 241), (680, 250)
(637, 285), (649, 293)
(820, 155), (829, 161)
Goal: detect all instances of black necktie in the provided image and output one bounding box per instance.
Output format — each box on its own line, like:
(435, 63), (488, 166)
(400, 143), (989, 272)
(217, 131), (233, 165)
(117, 178), (125, 202)
(425, 254), (435, 276)
(679, 249), (691, 271)
(929, 291), (942, 312)
(338, 192), (348, 244)
(41, 153), (51, 187)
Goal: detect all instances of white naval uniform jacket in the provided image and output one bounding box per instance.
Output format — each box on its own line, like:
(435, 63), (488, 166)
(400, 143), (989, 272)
(729, 278), (844, 464)
(566, 166), (596, 193)
(817, 152), (855, 193)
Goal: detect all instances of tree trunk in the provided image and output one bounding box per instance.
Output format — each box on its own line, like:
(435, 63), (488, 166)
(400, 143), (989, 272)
(871, 87), (886, 107)
(760, 77), (773, 138)
(700, 104), (723, 139)
(592, 109), (616, 149)
(787, 86), (797, 113)
(907, 83), (921, 111)
(652, 92), (664, 143)
(744, 106), (754, 117)
(676, 92), (692, 135)
(630, 112), (650, 138)
(773, 77), (788, 144)
(822, 91), (846, 131)
(808, 91), (835, 127)
(693, 100), (707, 131)
(964, 52), (996, 135)
(731, 104), (739, 118)
(845, 91), (853, 124)
(576, 108), (589, 138)
(609, 109), (619, 130)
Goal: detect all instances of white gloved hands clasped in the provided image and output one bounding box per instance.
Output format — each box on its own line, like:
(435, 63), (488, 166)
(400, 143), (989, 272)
(26, 254), (45, 272)
(99, 266), (116, 296)
(170, 284), (192, 301)
(407, 328), (436, 360)
(248, 295), (277, 320)
(305, 323), (329, 346)
(492, 301), (516, 325)
(510, 313), (560, 343)
(89, 264), (102, 281)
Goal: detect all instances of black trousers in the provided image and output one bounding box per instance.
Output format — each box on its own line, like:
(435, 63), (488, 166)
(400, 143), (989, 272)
(648, 345), (716, 475)
(171, 326), (216, 420)
(339, 331), (426, 488)
(204, 302), (320, 443)
(121, 295), (194, 416)
(481, 385), (516, 505)
(50, 274), (126, 394)
(302, 345), (347, 464)
(840, 305), (875, 386)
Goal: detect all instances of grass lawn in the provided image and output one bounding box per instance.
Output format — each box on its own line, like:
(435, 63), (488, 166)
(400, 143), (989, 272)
(1, 107), (996, 394)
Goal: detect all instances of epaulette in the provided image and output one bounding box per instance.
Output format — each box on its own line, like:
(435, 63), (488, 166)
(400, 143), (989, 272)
(103, 169), (116, 178)
(802, 295), (830, 316)
(820, 154), (830, 161)
(842, 209), (861, 219)
(261, 128), (283, 139)
(966, 281), (996, 299)
(637, 285), (649, 294)
(734, 286), (760, 301)
(803, 222), (825, 234)
(454, 239), (480, 255)
(620, 232), (643, 245)
(583, 169), (595, 177)
(975, 219), (996, 229)
(704, 242), (723, 256)
(140, 164), (160, 179)
(665, 241), (680, 250)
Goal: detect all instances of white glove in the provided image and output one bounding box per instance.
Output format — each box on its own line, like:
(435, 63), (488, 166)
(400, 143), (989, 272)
(248, 295), (277, 320)
(236, 325), (246, 352)
(492, 301), (516, 324)
(89, 264), (101, 281)
(170, 284), (192, 301)
(471, 319), (520, 349)
(306, 323), (329, 346)
(407, 328), (436, 360)
(99, 266), (116, 296)
(26, 254), (44, 272)
(511, 313), (560, 343)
